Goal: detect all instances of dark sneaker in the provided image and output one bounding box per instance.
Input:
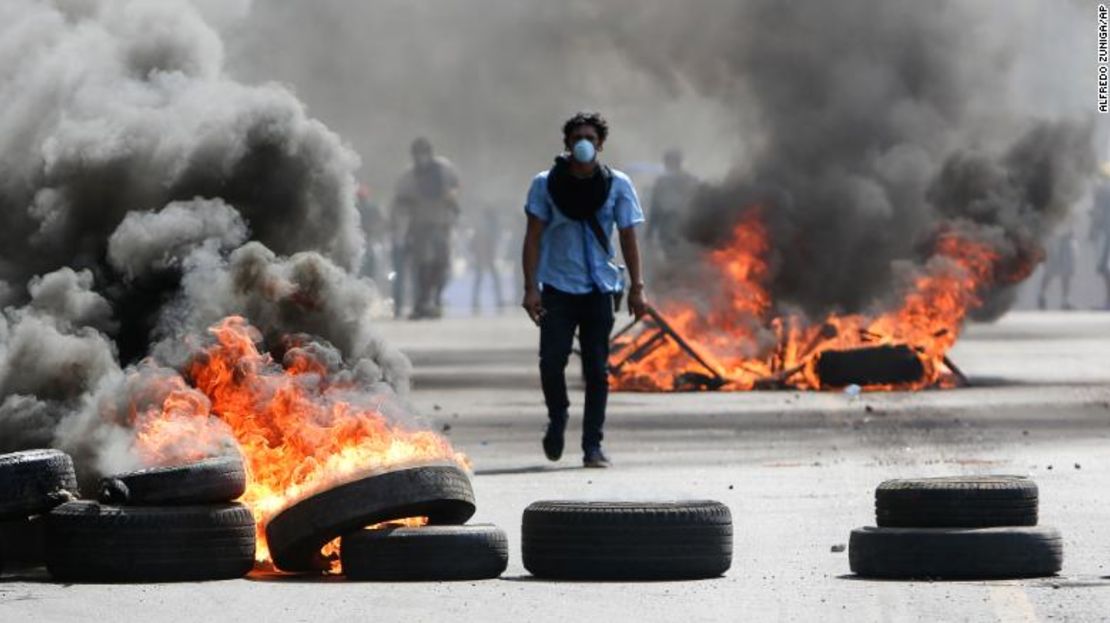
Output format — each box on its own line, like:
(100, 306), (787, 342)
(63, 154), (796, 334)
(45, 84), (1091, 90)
(542, 424), (565, 462)
(583, 448), (611, 468)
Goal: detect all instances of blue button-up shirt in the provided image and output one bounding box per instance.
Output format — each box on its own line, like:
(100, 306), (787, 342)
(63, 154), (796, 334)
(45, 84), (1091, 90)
(524, 167), (645, 294)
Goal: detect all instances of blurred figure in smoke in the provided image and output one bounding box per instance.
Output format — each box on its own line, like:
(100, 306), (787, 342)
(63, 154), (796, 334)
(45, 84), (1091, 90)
(645, 148), (698, 288)
(1037, 226), (1077, 310)
(522, 112), (648, 469)
(392, 138), (461, 319)
(356, 183), (386, 284)
(470, 206), (505, 314)
(1093, 164), (1110, 309)
(647, 149), (698, 259)
(388, 192), (408, 319)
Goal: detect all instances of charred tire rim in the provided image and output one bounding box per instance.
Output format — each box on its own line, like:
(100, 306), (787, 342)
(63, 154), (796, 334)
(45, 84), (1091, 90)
(875, 476), (1038, 528)
(45, 501), (256, 583)
(522, 500), (733, 580)
(0, 449), (79, 520)
(99, 456), (247, 505)
(266, 463), (475, 572)
(849, 526), (1062, 579)
(341, 524), (507, 581)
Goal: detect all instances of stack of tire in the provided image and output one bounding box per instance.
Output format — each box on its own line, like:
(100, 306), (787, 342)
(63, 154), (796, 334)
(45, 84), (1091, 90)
(46, 455), (255, 583)
(850, 475), (1062, 579)
(522, 500), (733, 580)
(265, 462), (508, 581)
(0, 450), (80, 577)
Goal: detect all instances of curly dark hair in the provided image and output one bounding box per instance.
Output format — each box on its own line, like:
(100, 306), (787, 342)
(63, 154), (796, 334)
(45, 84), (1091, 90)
(562, 111), (609, 145)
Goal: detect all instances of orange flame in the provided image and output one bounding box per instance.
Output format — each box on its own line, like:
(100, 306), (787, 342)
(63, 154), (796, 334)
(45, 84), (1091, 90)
(126, 316), (466, 566)
(612, 209), (1023, 392)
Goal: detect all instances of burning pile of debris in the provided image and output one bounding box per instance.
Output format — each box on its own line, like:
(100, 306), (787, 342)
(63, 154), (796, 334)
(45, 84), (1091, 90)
(611, 176), (1080, 393)
(1, 450), (506, 582)
(602, 1), (1093, 394)
(0, 1), (514, 583)
(611, 224), (998, 392)
(0, 317), (506, 582)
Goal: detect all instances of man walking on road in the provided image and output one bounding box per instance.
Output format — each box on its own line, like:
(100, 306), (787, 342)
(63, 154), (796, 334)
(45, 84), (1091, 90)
(521, 112), (648, 468)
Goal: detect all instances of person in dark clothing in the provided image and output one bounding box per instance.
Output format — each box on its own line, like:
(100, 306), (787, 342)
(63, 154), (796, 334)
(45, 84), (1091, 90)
(1092, 167), (1110, 309)
(392, 137), (461, 319)
(647, 148), (698, 259)
(521, 111), (648, 468)
(470, 206), (505, 313)
(356, 183), (386, 283)
(1038, 226), (1077, 310)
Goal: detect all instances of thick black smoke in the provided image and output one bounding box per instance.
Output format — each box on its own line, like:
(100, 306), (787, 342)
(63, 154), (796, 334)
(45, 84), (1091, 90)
(603, 0), (1095, 317)
(229, 1), (1093, 318)
(0, 0), (407, 478)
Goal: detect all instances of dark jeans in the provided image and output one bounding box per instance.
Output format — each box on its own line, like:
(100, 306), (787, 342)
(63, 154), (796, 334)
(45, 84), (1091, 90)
(539, 286), (615, 452)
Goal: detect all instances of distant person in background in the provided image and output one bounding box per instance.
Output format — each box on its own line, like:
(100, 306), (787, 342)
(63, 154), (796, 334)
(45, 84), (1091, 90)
(392, 137), (461, 319)
(1038, 227), (1077, 310)
(388, 194), (408, 319)
(470, 206), (505, 314)
(1093, 164), (1110, 309)
(646, 148), (698, 262)
(356, 183), (386, 284)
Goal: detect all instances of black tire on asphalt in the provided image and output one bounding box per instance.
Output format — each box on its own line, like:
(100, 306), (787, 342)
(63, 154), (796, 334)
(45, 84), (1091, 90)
(875, 476), (1038, 528)
(266, 463), (475, 573)
(98, 456), (247, 505)
(0, 516), (46, 572)
(0, 449), (79, 520)
(522, 500), (733, 580)
(849, 526), (1062, 579)
(341, 524), (508, 581)
(45, 500), (256, 583)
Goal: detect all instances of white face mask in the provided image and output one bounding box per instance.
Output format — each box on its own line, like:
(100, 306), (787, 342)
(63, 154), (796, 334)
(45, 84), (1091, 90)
(572, 139), (596, 164)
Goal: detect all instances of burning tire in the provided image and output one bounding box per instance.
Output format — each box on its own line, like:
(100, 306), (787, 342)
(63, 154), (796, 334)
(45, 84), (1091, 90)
(876, 476), (1037, 528)
(849, 526), (1062, 579)
(266, 463), (475, 573)
(813, 345), (925, 388)
(341, 524), (507, 581)
(0, 449), (79, 520)
(45, 501), (255, 583)
(522, 500), (732, 580)
(98, 456), (247, 505)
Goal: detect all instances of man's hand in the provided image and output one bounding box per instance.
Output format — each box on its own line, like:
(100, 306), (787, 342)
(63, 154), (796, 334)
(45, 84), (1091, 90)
(627, 285), (648, 318)
(523, 287), (545, 325)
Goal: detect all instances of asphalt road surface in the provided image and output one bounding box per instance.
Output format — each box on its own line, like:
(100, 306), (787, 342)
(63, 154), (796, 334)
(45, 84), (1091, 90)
(2, 311), (1109, 622)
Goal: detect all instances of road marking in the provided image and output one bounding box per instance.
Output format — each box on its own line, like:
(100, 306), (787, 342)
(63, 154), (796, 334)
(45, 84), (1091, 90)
(988, 584), (1040, 623)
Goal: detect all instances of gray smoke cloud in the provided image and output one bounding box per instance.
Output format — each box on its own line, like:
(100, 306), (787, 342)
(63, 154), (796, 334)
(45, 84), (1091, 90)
(0, 0), (1097, 478)
(156, 241), (407, 388)
(107, 198), (249, 281)
(0, 0), (410, 482)
(227, 0), (1094, 320)
(222, 0), (742, 207)
(597, 0), (1096, 318)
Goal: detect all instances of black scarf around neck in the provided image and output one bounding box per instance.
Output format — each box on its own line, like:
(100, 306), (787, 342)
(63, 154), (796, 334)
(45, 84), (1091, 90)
(546, 155), (612, 221)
